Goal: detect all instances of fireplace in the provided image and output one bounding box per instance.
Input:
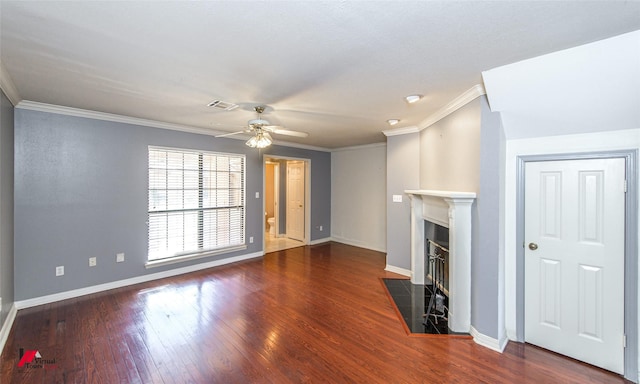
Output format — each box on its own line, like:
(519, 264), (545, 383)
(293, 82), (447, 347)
(425, 220), (449, 295)
(405, 190), (476, 333)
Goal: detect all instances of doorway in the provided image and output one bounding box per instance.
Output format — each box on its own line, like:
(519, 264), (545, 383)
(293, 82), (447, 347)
(263, 156), (310, 253)
(516, 151), (638, 381)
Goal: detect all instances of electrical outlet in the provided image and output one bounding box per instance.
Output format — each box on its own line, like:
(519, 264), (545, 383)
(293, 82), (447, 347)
(255, 192), (260, 198)
(319, 225), (323, 231)
(116, 253), (125, 263)
(89, 257), (97, 267)
(55, 266), (64, 276)
(249, 236), (254, 243)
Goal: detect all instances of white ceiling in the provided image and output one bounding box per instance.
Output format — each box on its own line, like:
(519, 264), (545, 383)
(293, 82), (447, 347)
(2, 1), (639, 149)
(483, 31), (640, 140)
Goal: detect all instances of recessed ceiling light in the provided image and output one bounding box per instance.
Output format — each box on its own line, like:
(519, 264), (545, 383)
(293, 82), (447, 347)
(387, 119), (400, 126)
(405, 95), (422, 104)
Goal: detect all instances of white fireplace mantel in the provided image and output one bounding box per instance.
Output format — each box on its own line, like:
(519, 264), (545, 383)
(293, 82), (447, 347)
(405, 189), (476, 333)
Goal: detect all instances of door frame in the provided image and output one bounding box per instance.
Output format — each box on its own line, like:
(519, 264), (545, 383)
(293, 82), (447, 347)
(265, 161), (280, 237)
(262, 155), (311, 247)
(515, 150), (638, 381)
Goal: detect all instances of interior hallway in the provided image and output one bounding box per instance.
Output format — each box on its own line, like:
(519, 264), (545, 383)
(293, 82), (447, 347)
(264, 231), (304, 254)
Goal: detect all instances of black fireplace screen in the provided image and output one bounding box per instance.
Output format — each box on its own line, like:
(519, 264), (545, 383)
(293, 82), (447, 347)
(424, 221), (450, 330)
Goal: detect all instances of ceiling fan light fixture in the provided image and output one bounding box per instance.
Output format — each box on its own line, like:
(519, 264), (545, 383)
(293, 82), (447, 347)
(248, 118), (270, 126)
(405, 94), (422, 104)
(246, 131), (272, 149)
(387, 119), (400, 126)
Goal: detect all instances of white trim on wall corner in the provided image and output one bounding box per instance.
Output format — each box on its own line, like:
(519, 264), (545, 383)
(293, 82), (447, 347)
(470, 326), (509, 353)
(383, 126), (420, 137)
(15, 100), (332, 152)
(270, 140), (331, 152)
(331, 142), (387, 152)
(380, 84), (487, 138)
(0, 304), (17, 357)
(17, 100), (223, 135)
(419, 84), (486, 130)
(0, 62), (21, 106)
(15, 251), (264, 310)
(309, 237), (332, 245)
(384, 265), (411, 277)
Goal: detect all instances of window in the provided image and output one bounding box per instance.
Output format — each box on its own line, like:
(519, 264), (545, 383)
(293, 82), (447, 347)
(148, 146), (245, 262)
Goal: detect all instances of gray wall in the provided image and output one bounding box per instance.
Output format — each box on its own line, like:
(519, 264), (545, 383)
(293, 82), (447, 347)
(0, 90), (15, 324)
(14, 108), (330, 301)
(331, 144), (386, 252)
(386, 133), (420, 271)
(471, 95), (504, 339)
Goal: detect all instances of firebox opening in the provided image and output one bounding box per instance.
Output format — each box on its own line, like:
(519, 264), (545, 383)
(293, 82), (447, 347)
(424, 221), (450, 332)
(425, 220), (449, 293)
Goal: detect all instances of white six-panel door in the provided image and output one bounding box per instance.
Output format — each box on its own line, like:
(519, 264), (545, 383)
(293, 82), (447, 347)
(286, 161), (305, 241)
(525, 158), (626, 374)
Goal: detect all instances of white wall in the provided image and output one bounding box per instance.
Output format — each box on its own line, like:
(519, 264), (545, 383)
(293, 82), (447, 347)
(420, 99), (481, 192)
(483, 30), (640, 139)
(331, 143), (387, 252)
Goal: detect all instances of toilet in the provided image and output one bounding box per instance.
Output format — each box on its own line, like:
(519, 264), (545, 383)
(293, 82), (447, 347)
(267, 217), (276, 237)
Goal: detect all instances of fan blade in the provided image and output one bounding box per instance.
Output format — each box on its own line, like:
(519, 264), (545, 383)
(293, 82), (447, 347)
(215, 129), (249, 138)
(269, 127), (309, 138)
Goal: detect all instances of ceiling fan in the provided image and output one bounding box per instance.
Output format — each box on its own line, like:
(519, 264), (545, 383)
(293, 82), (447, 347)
(215, 106), (308, 148)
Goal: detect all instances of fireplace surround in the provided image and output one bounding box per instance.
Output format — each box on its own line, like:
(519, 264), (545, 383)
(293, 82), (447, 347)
(405, 190), (476, 333)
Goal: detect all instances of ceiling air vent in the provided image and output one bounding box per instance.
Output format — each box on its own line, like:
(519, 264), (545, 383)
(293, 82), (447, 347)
(207, 100), (239, 111)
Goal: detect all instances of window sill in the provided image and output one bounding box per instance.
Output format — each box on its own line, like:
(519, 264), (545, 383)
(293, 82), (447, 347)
(145, 245), (248, 269)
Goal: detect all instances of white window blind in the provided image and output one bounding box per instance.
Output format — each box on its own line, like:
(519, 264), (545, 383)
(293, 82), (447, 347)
(148, 147), (245, 261)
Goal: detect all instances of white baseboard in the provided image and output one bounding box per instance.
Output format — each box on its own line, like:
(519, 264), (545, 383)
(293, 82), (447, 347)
(384, 264), (411, 277)
(330, 236), (386, 253)
(470, 326), (509, 353)
(309, 237), (332, 245)
(0, 304), (17, 357)
(15, 251), (264, 310)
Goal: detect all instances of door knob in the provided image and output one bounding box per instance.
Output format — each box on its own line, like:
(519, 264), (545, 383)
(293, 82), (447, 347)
(528, 243), (538, 251)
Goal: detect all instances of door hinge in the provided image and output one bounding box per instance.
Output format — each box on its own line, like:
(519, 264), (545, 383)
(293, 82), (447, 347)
(623, 179), (627, 193)
(623, 334), (627, 348)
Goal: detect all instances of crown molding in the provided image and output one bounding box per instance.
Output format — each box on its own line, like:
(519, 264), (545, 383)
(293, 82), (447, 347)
(418, 84), (486, 130)
(271, 140), (331, 152)
(17, 100), (227, 136)
(382, 125), (420, 137)
(16, 100), (332, 152)
(0, 62), (22, 106)
(381, 84), (486, 138)
(331, 142), (386, 152)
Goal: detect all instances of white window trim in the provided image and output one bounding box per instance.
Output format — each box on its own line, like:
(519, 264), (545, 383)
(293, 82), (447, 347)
(147, 145), (246, 265)
(145, 244), (248, 269)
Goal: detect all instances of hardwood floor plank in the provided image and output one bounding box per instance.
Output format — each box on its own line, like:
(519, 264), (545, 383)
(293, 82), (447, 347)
(1, 242), (632, 383)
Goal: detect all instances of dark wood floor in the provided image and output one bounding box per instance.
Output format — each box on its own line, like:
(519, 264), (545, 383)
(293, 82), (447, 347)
(1, 242), (630, 383)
